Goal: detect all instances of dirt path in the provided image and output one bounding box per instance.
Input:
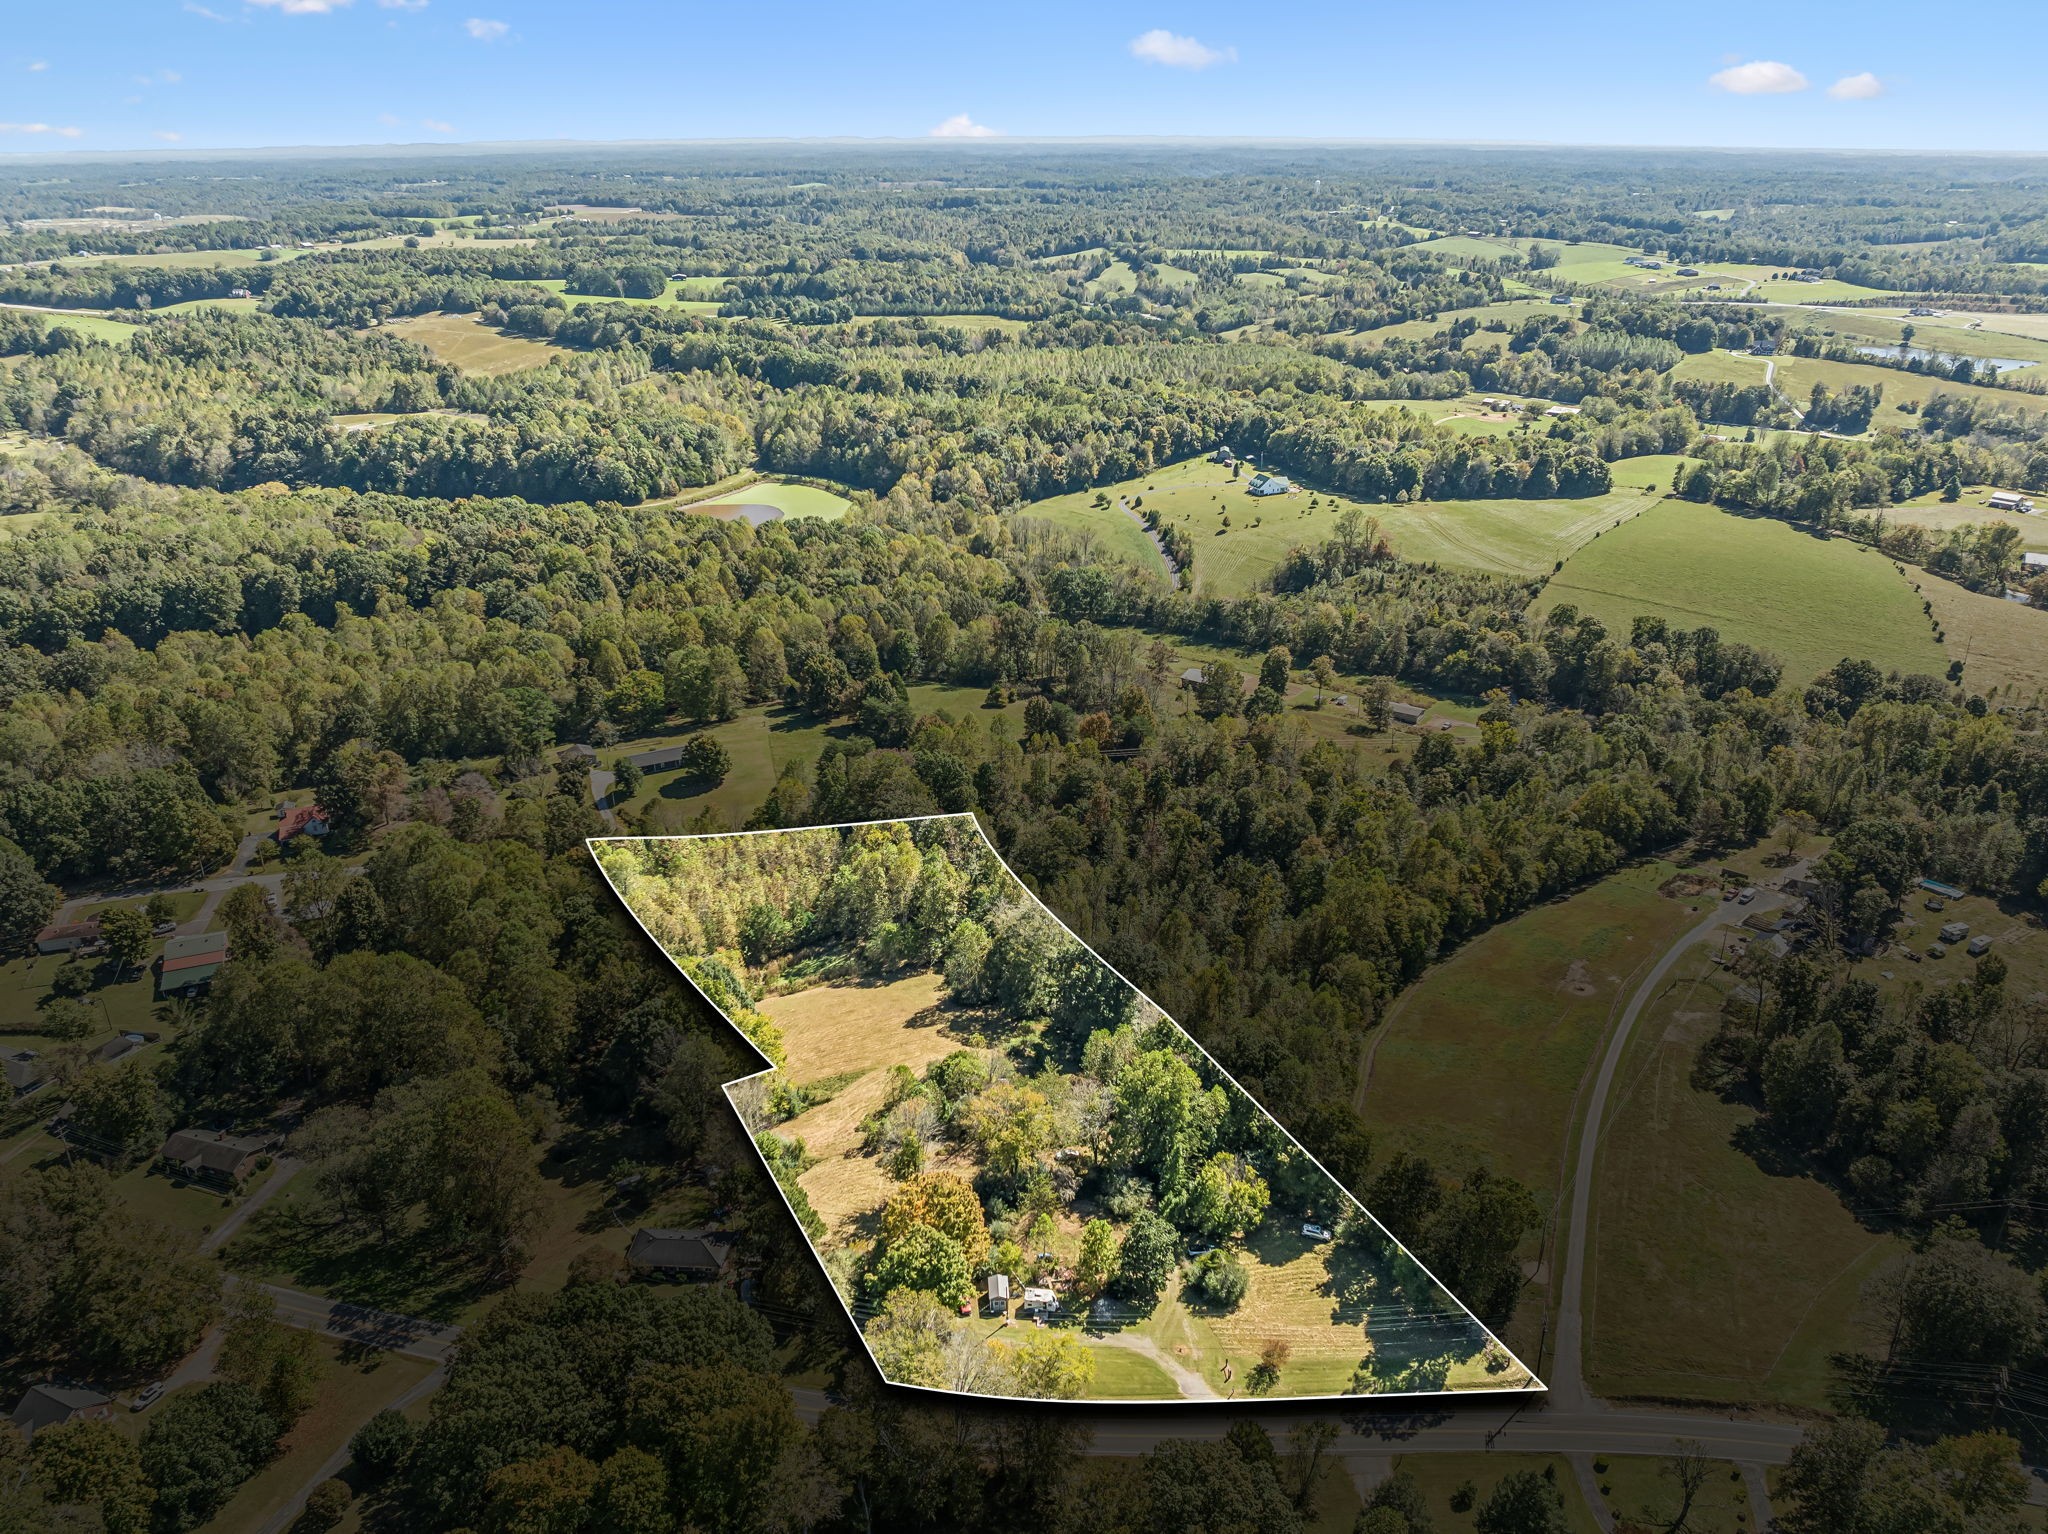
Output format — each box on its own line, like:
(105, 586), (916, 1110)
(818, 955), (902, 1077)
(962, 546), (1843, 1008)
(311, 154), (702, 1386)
(1094, 1332), (1220, 1400)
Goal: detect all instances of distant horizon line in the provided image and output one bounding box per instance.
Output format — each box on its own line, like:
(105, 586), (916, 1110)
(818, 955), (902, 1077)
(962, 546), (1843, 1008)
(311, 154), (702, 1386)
(5, 132), (2048, 163)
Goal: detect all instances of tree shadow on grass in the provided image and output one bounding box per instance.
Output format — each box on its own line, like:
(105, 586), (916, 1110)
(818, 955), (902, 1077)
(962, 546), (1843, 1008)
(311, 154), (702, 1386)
(231, 1202), (504, 1322)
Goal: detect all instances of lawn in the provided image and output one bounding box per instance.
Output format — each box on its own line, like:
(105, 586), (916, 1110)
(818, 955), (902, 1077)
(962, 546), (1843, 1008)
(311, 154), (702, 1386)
(1358, 860), (1701, 1359)
(525, 277), (721, 315)
(197, 1342), (436, 1534)
(17, 309), (142, 345)
(1532, 500), (1948, 682)
(1586, 941), (1899, 1409)
(384, 313), (564, 375)
(1387, 1454), (1601, 1534)
(612, 684), (1024, 834)
(1014, 455), (1672, 597)
(1883, 486), (2048, 549)
(44, 246), (301, 270)
(1593, 1455), (1750, 1534)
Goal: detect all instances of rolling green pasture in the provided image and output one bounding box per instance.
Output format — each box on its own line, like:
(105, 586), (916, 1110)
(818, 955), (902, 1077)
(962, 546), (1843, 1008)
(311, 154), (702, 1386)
(1587, 941), (1900, 1408)
(527, 276), (724, 312)
(696, 480), (851, 519)
(1329, 297), (1557, 347)
(1016, 486), (1173, 582)
(1016, 456), (1675, 597)
(1775, 353), (2048, 422)
(3, 306), (141, 345)
(1360, 860), (1699, 1358)
(1534, 500), (1946, 681)
(1883, 486), (2048, 549)
(1785, 307), (2048, 367)
(614, 683), (1025, 833)
(1084, 259), (1139, 298)
(35, 246), (301, 270)
(386, 313), (564, 374)
(1907, 566), (2048, 702)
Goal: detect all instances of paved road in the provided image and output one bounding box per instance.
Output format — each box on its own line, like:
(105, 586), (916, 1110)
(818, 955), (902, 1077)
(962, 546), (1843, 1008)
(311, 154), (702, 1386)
(1549, 879), (1794, 1409)
(230, 1275), (463, 1365)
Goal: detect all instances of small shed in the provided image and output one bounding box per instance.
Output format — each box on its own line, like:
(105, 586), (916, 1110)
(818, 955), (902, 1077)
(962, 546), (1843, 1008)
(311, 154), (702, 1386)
(985, 1273), (1011, 1312)
(1179, 666), (1207, 690)
(1989, 492), (2035, 514)
(1389, 701), (1427, 726)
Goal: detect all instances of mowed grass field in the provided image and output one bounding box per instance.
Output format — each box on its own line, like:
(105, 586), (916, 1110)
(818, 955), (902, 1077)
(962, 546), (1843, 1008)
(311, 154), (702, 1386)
(1784, 307), (2048, 368)
(1358, 860), (1700, 1359)
(1909, 569), (2048, 702)
(1586, 941), (1901, 1409)
(1775, 353), (2048, 423)
(683, 480), (852, 520)
(1017, 455), (1677, 596)
(1533, 500), (1948, 682)
(386, 312), (565, 374)
(614, 683), (1027, 833)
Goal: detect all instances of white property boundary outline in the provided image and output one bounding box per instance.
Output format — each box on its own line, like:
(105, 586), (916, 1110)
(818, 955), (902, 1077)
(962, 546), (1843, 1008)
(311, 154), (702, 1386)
(590, 812), (1547, 1407)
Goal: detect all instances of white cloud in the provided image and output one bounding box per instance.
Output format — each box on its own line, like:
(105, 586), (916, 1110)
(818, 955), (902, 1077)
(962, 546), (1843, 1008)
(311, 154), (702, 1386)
(378, 0), (430, 7)
(377, 111), (402, 125)
(183, 2), (231, 18)
(248, 0), (355, 11)
(1708, 59), (1809, 95)
(54, 126), (82, 138)
(155, 130), (183, 141)
(1128, 29), (1235, 70)
(1828, 71), (1885, 100)
(463, 16), (507, 39)
(421, 117), (454, 132)
(27, 60), (47, 72)
(160, 69), (183, 84)
(930, 113), (999, 139)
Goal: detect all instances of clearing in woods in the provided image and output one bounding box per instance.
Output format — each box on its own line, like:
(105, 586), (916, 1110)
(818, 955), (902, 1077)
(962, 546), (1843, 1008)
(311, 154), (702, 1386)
(1017, 454), (1681, 597)
(1532, 499), (1948, 683)
(386, 312), (564, 374)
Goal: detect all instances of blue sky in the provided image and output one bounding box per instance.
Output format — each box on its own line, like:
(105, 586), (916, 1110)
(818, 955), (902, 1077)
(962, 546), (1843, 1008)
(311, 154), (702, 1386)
(2, 0), (2042, 155)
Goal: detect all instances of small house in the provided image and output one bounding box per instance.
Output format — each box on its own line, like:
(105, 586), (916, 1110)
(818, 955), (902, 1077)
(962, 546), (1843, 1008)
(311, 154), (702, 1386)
(3, 1049), (47, 1096)
(626, 1227), (732, 1280)
(1210, 446), (1236, 465)
(1543, 405), (1581, 418)
(228, 287), (253, 299)
(159, 931), (228, 995)
(275, 803), (329, 844)
(626, 743), (689, 774)
(10, 1385), (112, 1442)
(1178, 666), (1207, 690)
(1389, 701), (1427, 726)
(2023, 552), (2048, 572)
(1548, 293), (1573, 305)
(1246, 473), (1292, 497)
(1967, 935), (1994, 957)
(160, 1127), (273, 1187)
(1939, 920), (1971, 945)
(557, 743), (599, 765)
(35, 918), (101, 955)
(985, 1273), (1011, 1314)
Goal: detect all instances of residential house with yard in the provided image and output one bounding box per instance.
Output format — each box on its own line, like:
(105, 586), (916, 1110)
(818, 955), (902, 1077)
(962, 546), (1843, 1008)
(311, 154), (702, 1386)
(627, 1227), (733, 1280)
(11, 1385), (113, 1441)
(158, 1127), (274, 1187)
(3, 1049), (48, 1096)
(34, 918), (101, 955)
(158, 931), (228, 996)
(1246, 472), (1292, 497)
(1990, 491), (2037, 514)
(275, 803), (330, 844)
(2021, 553), (2048, 573)
(626, 743), (690, 774)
